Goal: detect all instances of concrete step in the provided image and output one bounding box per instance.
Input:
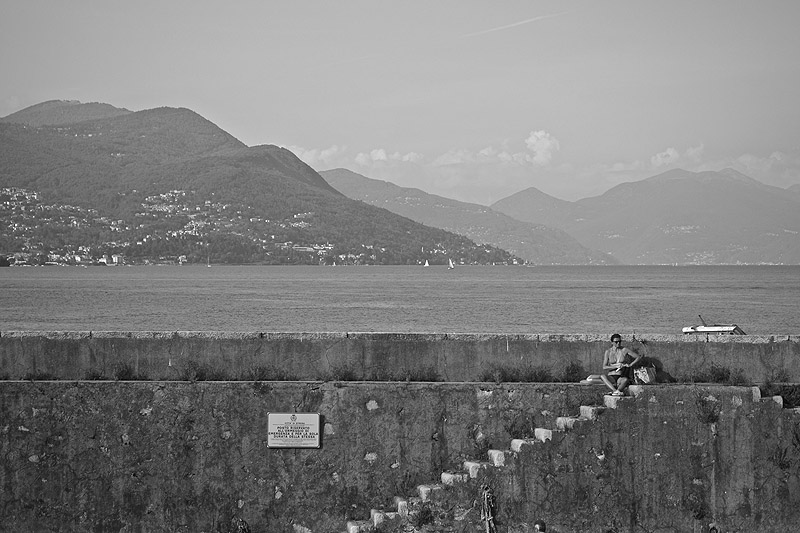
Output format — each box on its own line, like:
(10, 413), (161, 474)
(393, 496), (409, 517)
(417, 483), (444, 502)
(751, 386), (763, 402)
(343, 486), (440, 531)
(463, 459), (490, 478)
(534, 427), (563, 442)
(760, 395), (783, 407)
(370, 508), (400, 528)
(603, 394), (634, 409)
(627, 384), (646, 397)
(510, 438), (538, 452)
(487, 448), (507, 467)
(556, 415), (590, 431)
(579, 405), (606, 420)
(441, 471), (469, 485)
(345, 519), (372, 533)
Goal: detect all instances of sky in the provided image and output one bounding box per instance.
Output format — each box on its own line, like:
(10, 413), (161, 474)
(2, 0), (800, 204)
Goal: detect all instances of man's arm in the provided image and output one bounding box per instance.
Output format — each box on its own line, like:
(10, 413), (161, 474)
(624, 348), (642, 367)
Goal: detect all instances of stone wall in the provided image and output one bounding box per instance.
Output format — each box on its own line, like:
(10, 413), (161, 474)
(485, 386), (800, 532)
(1, 381), (799, 532)
(1, 331), (799, 383)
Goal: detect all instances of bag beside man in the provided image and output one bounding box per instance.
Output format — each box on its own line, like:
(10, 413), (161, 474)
(634, 365), (657, 384)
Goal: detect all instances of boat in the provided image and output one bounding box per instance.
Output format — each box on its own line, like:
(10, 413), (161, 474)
(423, 260), (429, 267)
(448, 258), (455, 270)
(682, 315), (746, 335)
(682, 325), (746, 335)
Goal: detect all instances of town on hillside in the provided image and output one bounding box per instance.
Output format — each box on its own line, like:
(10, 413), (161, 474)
(0, 187), (516, 267)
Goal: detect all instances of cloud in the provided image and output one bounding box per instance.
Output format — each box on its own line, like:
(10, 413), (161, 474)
(365, 148), (387, 162)
(400, 151), (423, 163)
(461, 12), (571, 38)
(497, 151), (515, 164)
(523, 130), (560, 165)
(285, 129), (563, 203)
(287, 144), (423, 170)
(731, 150), (800, 188)
(477, 146), (497, 160)
(650, 147), (680, 168)
(355, 148), (423, 166)
(432, 149), (475, 166)
(430, 130), (559, 168)
(685, 143), (705, 161)
(736, 151), (786, 173)
(650, 144), (706, 168)
(609, 160), (645, 172)
(286, 144), (348, 168)
(282, 135), (800, 204)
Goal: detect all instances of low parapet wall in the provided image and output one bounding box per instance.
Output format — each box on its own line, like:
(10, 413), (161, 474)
(1, 382), (798, 532)
(1, 331), (799, 383)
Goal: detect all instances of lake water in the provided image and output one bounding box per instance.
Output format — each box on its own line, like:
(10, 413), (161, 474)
(1, 265), (798, 335)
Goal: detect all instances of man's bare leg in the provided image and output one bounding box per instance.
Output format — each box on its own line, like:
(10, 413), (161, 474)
(601, 375), (617, 393)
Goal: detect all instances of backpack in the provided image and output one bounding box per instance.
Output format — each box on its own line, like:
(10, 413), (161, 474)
(634, 365), (657, 384)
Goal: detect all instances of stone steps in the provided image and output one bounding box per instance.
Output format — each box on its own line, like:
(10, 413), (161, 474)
(341, 391), (635, 532)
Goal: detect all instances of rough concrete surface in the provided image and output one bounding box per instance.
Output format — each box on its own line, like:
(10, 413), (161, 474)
(1, 332), (799, 383)
(2, 381), (800, 532)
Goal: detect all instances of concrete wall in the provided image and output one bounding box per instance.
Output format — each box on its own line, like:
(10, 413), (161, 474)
(1, 382), (799, 532)
(489, 386), (800, 532)
(1, 331), (799, 383)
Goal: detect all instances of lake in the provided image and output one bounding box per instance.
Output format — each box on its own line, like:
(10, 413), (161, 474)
(1, 265), (798, 335)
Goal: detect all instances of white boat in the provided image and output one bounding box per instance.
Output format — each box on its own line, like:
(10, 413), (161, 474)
(423, 260), (429, 267)
(682, 325), (746, 335)
(682, 315), (745, 335)
(448, 258), (455, 269)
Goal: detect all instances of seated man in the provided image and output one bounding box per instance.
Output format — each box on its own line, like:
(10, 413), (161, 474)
(601, 333), (641, 396)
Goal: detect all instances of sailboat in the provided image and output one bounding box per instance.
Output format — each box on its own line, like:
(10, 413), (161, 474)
(423, 260), (430, 267)
(448, 258), (455, 270)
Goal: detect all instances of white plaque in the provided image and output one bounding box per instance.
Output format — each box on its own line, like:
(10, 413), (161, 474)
(267, 412), (321, 448)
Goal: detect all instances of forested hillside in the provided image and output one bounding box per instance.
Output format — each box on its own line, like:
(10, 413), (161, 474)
(0, 102), (518, 266)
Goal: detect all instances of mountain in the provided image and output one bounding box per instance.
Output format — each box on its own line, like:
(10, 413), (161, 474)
(0, 99), (131, 126)
(321, 168), (617, 265)
(490, 186), (586, 232)
(0, 101), (517, 266)
(493, 168), (800, 264)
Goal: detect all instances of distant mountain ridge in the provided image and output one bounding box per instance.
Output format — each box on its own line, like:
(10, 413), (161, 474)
(7, 100), (797, 265)
(786, 183), (800, 195)
(322, 168), (617, 265)
(491, 185), (584, 231)
(493, 168), (800, 264)
(0, 100), (517, 265)
(0, 99), (131, 126)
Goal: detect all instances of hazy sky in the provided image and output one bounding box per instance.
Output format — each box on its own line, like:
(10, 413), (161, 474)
(2, 1), (799, 204)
